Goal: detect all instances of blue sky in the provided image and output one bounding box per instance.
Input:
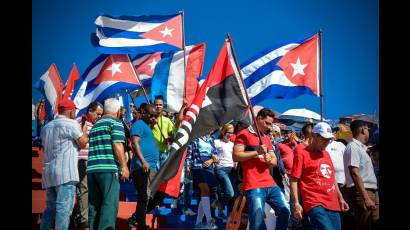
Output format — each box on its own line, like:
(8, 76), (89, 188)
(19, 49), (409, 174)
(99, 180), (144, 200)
(32, 0), (378, 120)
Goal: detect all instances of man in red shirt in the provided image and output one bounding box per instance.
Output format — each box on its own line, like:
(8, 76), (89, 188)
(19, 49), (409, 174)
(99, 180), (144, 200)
(290, 122), (349, 230)
(233, 108), (290, 230)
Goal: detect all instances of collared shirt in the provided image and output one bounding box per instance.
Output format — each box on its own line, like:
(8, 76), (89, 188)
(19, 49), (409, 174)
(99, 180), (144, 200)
(41, 115), (83, 188)
(87, 117), (125, 174)
(344, 138), (378, 189)
(234, 126), (276, 191)
(187, 135), (216, 169)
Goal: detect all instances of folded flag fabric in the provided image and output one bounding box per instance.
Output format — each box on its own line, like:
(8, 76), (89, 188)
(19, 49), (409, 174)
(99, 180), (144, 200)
(34, 63), (64, 121)
(150, 43), (205, 112)
(92, 14), (182, 54)
(132, 52), (163, 88)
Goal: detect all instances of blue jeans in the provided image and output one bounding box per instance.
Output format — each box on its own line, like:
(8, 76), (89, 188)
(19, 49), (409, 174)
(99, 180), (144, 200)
(40, 181), (77, 230)
(246, 186), (290, 230)
(307, 205), (341, 230)
(214, 166), (235, 212)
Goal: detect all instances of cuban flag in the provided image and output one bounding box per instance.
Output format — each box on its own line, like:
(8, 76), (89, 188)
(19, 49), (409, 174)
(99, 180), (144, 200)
(72, 54), (142, 116)
(241, 34), (320, 104)
(92, 14), (182, 54)
(34, 64), (64, 121)
(132, 51), (163, 89)
(150, 43), (206, 112)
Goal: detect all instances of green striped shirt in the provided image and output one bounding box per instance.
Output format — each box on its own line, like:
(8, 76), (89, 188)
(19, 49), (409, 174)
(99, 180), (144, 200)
(87, 116), (125, 173)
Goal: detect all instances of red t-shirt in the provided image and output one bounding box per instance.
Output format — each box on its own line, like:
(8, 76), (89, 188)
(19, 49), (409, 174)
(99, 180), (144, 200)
(235, 127), (276, 191)
(277, 142), (294, 174)
(290, 145), (341, 212)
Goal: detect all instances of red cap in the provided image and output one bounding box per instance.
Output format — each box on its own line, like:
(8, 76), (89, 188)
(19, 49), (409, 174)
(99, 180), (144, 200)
(58, 99), (77, 111)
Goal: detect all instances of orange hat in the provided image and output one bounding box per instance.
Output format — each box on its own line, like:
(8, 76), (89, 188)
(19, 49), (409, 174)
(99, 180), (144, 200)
(58, 99), (77, 111)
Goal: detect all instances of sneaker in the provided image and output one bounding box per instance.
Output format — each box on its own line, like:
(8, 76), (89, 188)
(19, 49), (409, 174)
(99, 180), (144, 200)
(183, 208), (196, 216)
(193, 222), (206, 229)
(170, 199), (178, 209)
(127, 213), (138, 228)
(206, 220), (218, 229)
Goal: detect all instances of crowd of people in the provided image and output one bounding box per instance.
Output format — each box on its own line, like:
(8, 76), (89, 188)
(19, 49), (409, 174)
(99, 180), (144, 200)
(33, 95), (379, 230)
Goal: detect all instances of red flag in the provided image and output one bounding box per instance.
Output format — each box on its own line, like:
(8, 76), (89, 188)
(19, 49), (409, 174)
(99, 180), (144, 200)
(63, 63), (80, 100)
(150, 39), (248, 197)
(185, 43), (206, 107)
(47, 64), (64, 115)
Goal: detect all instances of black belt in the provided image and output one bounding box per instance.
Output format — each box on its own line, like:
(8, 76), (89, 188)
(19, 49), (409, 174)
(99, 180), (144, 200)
(366, 188), (378, 193)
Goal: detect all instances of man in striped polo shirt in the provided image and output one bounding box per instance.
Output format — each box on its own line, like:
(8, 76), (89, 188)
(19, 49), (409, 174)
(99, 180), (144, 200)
(87, 98), (129, 230)
(40, 99), (89, 230)
(72, 101), (103, 228)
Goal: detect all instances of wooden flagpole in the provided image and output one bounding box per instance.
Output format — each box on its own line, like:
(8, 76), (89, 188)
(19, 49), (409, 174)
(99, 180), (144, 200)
(126, 54), (151, 104)
(226, 33), (263, 145)
(318, 29), (324, 121)
(179, 11), (187, 103)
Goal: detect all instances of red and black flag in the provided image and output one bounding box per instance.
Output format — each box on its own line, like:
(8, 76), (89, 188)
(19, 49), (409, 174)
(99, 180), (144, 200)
(149, 38), (249, 198)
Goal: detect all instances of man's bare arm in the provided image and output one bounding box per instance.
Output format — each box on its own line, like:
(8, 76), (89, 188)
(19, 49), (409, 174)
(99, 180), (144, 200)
(233, 144), (258, 162)
(112, 142), (129, 179)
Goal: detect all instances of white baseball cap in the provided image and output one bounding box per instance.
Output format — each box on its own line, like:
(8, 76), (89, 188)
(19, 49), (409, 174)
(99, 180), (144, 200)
(271, 124), (281, 133)
(313, 122), (334, 139)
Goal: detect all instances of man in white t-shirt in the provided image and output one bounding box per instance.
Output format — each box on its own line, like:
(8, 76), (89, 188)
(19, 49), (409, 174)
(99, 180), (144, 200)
(326, 126), (346, 187)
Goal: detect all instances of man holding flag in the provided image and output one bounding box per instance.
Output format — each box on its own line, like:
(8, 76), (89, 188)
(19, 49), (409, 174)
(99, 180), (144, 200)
(147, 37), (249, 206)
(233, 108), (290, 230)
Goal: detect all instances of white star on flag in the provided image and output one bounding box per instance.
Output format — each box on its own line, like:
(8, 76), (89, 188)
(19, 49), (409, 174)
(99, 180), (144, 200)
(159, 26), (174, 37)
(107, 62), (122, 77)
(148, 59), (158, 70)
(290, 57), (307, 77)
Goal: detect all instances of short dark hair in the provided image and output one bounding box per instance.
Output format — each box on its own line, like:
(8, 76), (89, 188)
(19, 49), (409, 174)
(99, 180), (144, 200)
(350, 120), (368, 133)
(154, 95), (164, 101)
(302, 123), (313, 136)
(87, 101), (103, 112)
(257, 108), (276, 119)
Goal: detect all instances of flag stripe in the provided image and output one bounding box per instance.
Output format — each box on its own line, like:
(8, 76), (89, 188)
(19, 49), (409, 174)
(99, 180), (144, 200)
(96, 29), (164, 47)
(96, 14), (178, 30)
(241, 43), (299, 79)
(96, 16), (163, 32)
(166, 48), (188, 111)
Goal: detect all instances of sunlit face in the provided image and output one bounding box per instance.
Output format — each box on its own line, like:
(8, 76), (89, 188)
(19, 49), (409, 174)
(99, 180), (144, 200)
(320, 164), (332, 179)
(362, 126), (370, 143)
(223, 127), (234, 140)
(257, 116), (274, 133)
(154, 99), (164, 113)
(89, 106), (103, 123)
(314, 133), (332, 151)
